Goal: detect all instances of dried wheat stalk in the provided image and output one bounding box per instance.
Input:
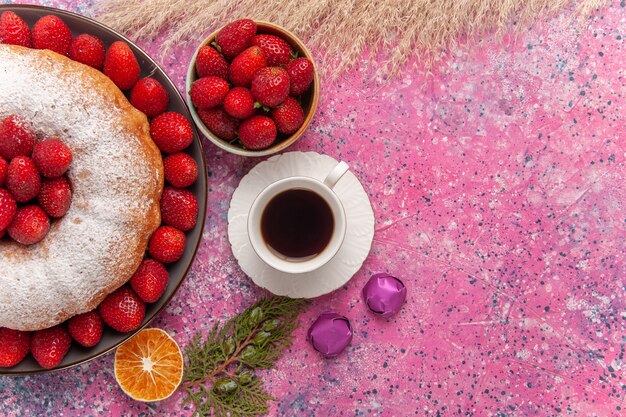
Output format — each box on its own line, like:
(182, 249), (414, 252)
(94, 0), (607, 78)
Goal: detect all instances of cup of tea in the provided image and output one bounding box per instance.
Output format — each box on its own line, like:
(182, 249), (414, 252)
(247, 161), (350, 274)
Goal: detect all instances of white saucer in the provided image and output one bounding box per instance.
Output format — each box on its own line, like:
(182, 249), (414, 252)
(228, 151), (375, 298)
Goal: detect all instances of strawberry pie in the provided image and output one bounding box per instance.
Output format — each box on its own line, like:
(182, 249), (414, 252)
(0, 43), (164, 331)
(0, 11), (201, 370)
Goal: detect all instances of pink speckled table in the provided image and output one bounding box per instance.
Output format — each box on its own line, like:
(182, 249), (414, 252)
(2, 0), (626, 416)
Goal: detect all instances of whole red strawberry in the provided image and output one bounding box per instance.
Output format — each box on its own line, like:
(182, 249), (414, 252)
(251, 67), (290, 107)
(68, 311), (103, 347)
(32, 138), (73, 178)
(8, 205), (50, 245)
(7, 156), (41, 203)
(198, 107), (239, 141)
(0, 115), (36, 160)
(286, 58), (314, 96)
(150, 112), (194, 153)
(31, 325), (71, 369)
(0, 189), (17, 231)
(195, 46), (229, 79)
(228, 46), (267, 87)
(38, 177), (72, 218)
(216, 19), (257, 59)
(239, 116), (277, 150)
(0, 157), (8, 187)
(189, 76), (229, 110)
(0, 11), (31, 47)
(99, 286), (146, 333)
(163, 152), (198, 188)
(148, 225), (186, 263)
(32, 15), (72, 56)
(68, 34), (105, 70)
(160, 187), (199, 231)
(103, 41), (140, 90)
(224, 87), (256, 119)
(130, 259), (169, 303)
(271, 96), (305, 135)
(252, 34), (293, 66)
(130, 77), (169, 118)
(0, 327), (30, 368)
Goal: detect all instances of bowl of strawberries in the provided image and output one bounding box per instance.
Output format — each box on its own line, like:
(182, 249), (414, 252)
(186, 19), (319, 156)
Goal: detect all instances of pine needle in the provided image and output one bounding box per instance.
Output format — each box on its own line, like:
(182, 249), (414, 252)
(182, 296), (308, 417)
(93, 0), (607, 78)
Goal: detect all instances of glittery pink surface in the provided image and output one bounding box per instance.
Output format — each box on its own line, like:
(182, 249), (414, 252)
(1, 0), (626, 415)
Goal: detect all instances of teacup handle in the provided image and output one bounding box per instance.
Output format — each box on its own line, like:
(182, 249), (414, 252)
(323, 161), (350, 189)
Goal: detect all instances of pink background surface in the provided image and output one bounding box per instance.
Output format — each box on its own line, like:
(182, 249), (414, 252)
(1, 0), (626, 416)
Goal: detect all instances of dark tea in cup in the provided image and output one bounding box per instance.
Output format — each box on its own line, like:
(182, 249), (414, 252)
(247, 161), (349, 274)
(261, 189), (334, 259)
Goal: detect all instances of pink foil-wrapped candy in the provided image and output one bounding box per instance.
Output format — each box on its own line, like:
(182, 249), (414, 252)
(362, 273), (407, 318)
(307, 311), (352, 358)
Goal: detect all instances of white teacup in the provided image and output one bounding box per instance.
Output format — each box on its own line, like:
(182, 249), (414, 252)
(247, 161), (350, 274)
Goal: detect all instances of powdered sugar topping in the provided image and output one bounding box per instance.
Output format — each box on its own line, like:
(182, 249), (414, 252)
(0, 45), (163, 331)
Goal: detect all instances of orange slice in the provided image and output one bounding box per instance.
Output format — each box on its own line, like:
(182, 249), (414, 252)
(114, 328), (184, 402)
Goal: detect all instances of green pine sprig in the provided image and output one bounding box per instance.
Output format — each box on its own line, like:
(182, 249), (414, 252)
(182, 296), (308, 417)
